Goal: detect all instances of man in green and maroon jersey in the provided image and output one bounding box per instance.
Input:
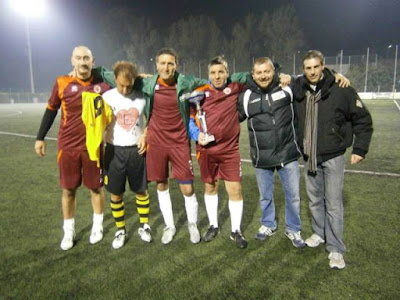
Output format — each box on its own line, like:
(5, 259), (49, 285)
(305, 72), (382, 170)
(137, 48), (208, 245)
(188, 56), (248, 249)
(34, 46), (111, 251)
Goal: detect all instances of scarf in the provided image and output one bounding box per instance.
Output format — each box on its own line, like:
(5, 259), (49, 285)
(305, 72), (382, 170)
(304, 89), (321, 173)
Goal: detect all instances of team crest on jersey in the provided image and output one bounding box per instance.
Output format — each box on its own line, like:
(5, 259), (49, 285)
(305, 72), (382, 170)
(71, 85), (78, 92)
(93, 85), (101, 93)
(155, 84), (160, 90)
(205, 91), (210, 97)
(223, 87), (231, 95)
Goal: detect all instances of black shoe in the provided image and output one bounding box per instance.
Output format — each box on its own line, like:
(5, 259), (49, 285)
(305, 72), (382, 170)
(230, 230), (248, 249)
(202, 225), (219, 242)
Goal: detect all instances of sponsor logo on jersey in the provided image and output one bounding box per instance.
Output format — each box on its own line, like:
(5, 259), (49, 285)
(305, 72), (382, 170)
(271, 90), (286, 101)
(94, 85), (101, 94)
(250, 97), (261, 103)
(71, 85), (78, 92)
(223, 87), (231, 95)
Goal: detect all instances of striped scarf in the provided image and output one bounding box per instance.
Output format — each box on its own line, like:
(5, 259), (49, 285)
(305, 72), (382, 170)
(304, 89), (321, 173)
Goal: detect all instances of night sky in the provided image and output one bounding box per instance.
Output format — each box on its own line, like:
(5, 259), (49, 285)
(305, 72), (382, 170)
(0, 0), (399, 92)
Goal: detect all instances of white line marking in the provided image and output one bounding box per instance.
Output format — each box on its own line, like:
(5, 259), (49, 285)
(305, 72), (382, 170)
(0, 131), (57, 141)
(393, 100), (400, 111)
(1, 130), (398, 178)
(195, 155), (400, 177)
(0, 111), (23, 117)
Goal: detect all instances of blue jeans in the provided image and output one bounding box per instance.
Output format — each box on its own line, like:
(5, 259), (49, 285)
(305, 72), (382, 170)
(255, 160), (301, 233)
(304, 155), (346, 254)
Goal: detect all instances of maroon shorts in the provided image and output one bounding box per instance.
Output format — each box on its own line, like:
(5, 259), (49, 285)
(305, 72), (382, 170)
(197, 149), (242, 183)
(57, 149), (103, 190)
(146, 144), (194, 182)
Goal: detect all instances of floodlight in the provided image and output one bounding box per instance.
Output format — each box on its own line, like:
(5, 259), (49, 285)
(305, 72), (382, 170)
(9, 0), (46, 18)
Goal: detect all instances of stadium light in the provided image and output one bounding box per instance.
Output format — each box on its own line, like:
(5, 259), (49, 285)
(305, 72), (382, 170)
(9, 0), (46, 94)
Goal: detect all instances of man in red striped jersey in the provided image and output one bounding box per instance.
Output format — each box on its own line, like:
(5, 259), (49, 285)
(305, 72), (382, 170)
(34, 46), (111, 251)
(188, 56), (248, 249)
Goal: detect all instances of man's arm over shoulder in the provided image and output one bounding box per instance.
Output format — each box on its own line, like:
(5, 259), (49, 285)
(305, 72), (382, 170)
(237, 91), (248, 122)
(178, 73), (208, 92)
(92, 66), (116, 88)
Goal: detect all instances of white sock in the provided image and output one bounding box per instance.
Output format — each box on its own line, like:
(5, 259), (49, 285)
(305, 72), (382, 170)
(228, 200), (243, 232)
(184, 193), (198, 224)
(92, 213), (103, 228)
(204, 194), (218, 228)
(157, 189), (174, 228)
(63, 218), (75, 232)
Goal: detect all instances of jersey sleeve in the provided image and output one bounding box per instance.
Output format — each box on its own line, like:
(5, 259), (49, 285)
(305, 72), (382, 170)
(47, 79), (62, 110)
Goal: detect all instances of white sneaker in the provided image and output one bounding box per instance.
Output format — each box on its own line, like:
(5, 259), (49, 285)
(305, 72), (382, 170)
(112, 230), (126, 249)
(161, 226), (176, 244)
(255, 225), (276, 240)
(305, 233), (325, 247)
(89, 225), (103, 244)
(285, 231), (306, 248)
(60, 230), (75, 251)
(329, 252), (346, 269)
(138, 224), (152, 243)
(188, 222), (200, 244)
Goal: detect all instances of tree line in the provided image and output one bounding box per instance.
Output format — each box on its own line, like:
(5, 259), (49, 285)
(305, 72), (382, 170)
(97, 4), (305, 76)
(96, 4), (397, 92)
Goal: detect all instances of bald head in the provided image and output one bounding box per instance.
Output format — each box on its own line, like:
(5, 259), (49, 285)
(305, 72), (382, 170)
(71, 46), (94, 80)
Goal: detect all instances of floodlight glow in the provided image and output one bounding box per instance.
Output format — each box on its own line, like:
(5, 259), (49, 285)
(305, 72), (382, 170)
(9, 0), (46, 18)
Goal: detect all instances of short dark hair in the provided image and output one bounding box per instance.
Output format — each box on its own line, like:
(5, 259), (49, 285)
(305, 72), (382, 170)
(156, 48), (178, 64)
(208, 56), (229, 72)
(252, 57), (275, 72)
(113, 61), (138, 81)
(302, 50), (324, 67)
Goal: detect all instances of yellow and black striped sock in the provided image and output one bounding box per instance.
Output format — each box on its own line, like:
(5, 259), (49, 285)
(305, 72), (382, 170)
(110, 199), (125, 230)
(136, 193), (149, 225)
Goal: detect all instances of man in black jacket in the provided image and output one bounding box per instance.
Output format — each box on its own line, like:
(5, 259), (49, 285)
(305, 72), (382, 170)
(294, 50), (373, 269)
(238, 57), (306, 248)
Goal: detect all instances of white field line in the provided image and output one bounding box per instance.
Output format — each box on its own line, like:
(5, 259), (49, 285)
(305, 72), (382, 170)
(0, 110), (23, 117)
(0, 131), (57, 141)
(1, 131), (399, 178)
(394, 99), (400, 111)
(239, 158), (400, 177)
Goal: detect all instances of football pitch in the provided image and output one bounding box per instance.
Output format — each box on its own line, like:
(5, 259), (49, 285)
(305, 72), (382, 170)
(0, 100), (399, 299)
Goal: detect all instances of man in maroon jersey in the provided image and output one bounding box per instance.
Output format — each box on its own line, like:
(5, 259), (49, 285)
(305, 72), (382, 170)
(140, 48), (207, 244)
(188, 56), (248, 249)
(34, 46), (110, 251)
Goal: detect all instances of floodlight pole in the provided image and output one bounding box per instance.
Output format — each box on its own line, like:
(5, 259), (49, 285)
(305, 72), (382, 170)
(25, 17), (35, 94)
(293, 53), (296, 75)
(393, 45), (398, 93)
(364, 47), (369, 93)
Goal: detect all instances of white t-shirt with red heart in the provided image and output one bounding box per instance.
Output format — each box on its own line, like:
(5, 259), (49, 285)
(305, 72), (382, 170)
(102, 88), (146, 146)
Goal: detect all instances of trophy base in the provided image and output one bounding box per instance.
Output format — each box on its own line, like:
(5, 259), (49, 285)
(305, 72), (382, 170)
(204, 134), (215, 143)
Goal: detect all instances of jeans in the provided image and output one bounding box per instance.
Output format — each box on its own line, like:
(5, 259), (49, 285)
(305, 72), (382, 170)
(255, 160), (301, 233)
(304, 155), (346, 254)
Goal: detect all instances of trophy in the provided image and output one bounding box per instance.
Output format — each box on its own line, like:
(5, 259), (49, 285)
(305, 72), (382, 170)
(184, 90), (215, 144)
